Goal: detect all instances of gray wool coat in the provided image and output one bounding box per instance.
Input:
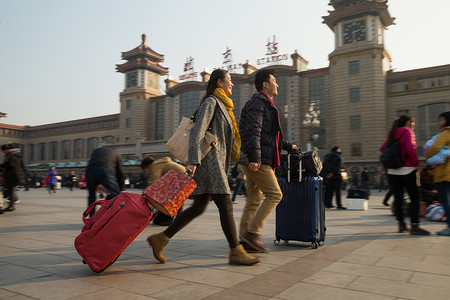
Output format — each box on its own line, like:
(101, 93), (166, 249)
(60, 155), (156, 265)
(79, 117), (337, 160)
(188, 96), (234, 195)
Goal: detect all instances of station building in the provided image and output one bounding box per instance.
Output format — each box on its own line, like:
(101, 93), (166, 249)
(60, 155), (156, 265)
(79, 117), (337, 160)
(1, 0), (449, 180)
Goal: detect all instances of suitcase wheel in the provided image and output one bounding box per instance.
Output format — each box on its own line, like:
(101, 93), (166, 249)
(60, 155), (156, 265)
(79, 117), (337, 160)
(311, 242), (318, 249)
(274, 238), (280, 246)
(82, 260), (86, 264)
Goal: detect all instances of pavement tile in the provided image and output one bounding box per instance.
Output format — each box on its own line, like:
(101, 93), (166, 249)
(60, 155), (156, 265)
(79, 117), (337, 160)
(321, 261), (412, 282)
(409, 271), (450, 288)
(157, 265), (254, 288)
(274, 282), (396, 300)
(152, 282), (223, 300)
(232, 270), (305, 298)
(207, 289), (269, 300)
(0, 264), (52, 286)
(375, 256), (450, 276)
(2, 275), (105, 300)
(348, 276), (450, 300)
(302, 270), (358, 288)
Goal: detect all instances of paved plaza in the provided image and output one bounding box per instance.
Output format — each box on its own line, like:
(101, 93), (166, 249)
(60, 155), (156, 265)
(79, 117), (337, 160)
(0, 187), (449, 300)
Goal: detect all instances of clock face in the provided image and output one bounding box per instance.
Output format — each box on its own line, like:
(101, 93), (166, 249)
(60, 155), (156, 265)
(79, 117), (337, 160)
(126, 71), (137, 88)
(343, 20), (366, 44)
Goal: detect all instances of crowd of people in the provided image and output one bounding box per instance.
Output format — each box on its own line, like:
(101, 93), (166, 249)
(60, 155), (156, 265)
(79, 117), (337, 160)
(1, 69), (449, 264)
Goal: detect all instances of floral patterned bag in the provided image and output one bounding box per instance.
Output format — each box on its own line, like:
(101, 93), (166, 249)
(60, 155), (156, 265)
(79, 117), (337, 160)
(142, 170), (196, 216)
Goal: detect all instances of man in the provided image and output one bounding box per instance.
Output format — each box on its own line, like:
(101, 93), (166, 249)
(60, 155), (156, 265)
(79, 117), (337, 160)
(85, 147), (124, 216)
(140, 156), (186, 226)
(1, 143), (26, 212)
(323, 146), (345, 209)
(239, 69), (298, 252)
(361, 167), (370, 192)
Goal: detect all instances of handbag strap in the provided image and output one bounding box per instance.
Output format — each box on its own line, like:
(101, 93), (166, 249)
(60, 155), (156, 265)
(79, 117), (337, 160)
(191, 95), (218, 129)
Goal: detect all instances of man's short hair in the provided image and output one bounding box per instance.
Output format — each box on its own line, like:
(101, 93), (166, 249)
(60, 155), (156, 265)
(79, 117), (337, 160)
(254, 69), (275, 92)
(332, 146), (340, 152)
(140, 156), (155, 169)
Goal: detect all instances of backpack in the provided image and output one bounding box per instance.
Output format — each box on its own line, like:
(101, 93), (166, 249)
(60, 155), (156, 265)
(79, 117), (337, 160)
(380, 131), (406, 169)
(231, 164), (238, 178)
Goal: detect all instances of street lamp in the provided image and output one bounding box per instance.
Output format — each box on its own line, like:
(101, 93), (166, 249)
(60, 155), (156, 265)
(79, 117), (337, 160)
(303, 102), (320, 151)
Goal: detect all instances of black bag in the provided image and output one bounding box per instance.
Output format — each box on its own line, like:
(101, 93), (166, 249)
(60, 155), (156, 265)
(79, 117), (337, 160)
(302, 150), (322, 177)
(380, 132), (406, 169)
(276, 150), (322, 180)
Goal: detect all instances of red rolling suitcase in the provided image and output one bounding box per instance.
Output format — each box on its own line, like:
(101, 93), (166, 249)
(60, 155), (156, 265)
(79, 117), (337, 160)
(75, 193), (157, 273)
(275, 153), (326, 249)
(75, 170), (196, 273)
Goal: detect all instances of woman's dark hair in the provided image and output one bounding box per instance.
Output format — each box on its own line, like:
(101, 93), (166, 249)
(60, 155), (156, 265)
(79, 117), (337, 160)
(439, 111), (450, 127)
(201, 69), (228, 103)
(331, 146), (340, 152)
(387, 115), (413, 145)
(1, 143), (15, 151)
(140, 156), (155, 170)
(254, 69), (274, 92)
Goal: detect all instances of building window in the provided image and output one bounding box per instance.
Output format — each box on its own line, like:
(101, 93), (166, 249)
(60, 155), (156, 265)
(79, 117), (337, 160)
(126, 99), (132, 109)
(73, 139), (84, 159)
(309, 76), (325, 146)
(155, 101), (165, 140)
(275, 76), (288, 137)
(418, 102), (450, 144)
(28, 144), (35, 162)
(49, 142), (58, 161)
(102, 136), (114, 144)
(349, 60), (360, 74)
(126, 118), (131, 128)
(396, 110), (409, 116)
(349, 88), (360, 102)
(232, 84), (241, 124)
(37, 143), (46, 161)
(61, 140), (71, 160)
(350, 116), (361, 130)
(351, 143), (362, 157)
(87, 137), (98, 156)
(179, 90), (200, 118)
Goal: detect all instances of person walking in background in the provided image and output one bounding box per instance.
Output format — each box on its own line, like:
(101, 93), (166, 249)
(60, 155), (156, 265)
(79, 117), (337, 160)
(85, 147), (124, 216)
(323, 146), (345, 209)
(231, 164), (246, 204)
(140, 156), (186, 226)
(47, 166), (57, 194)
(361, 167), (370, 192)
(1, 143), (26, 212)
(380, 115), (429, 235)
(238, 69), (299, 253)
(147, 69), (260, 266)
(68, 170), (77, 191)
(425, 111), (450, 236)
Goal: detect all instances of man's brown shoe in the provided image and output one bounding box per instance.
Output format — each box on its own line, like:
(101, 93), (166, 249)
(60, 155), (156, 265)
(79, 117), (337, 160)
(241, 232), (269, 253)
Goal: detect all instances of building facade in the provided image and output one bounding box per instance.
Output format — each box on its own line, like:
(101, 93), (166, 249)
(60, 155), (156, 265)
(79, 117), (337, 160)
(1, 0), (449, 179)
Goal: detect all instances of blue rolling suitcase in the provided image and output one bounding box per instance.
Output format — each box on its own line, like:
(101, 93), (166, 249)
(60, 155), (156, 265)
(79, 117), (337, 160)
(275, 154), (326, 249)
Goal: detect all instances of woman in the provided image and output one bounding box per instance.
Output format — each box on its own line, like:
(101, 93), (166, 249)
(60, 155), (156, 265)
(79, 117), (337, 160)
(147, 69), (260, 266)
(426, 111), (450, 236)
(380, 115), (429, 235)
(47, 166), (57, 194)
(1, 143), (26, 212)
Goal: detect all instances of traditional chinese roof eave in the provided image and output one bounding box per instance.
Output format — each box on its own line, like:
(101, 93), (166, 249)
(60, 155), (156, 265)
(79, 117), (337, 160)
(116, 60), (169, 75)
(121, 44), (165, 62)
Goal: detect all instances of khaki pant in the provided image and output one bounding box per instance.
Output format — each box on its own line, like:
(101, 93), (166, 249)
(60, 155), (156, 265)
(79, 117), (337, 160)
(239, 164), (282, 236)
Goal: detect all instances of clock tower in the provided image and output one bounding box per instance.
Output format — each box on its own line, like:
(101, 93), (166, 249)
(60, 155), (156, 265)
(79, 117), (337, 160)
(323, 0), (395, 163)
(116, 34), (168, 145)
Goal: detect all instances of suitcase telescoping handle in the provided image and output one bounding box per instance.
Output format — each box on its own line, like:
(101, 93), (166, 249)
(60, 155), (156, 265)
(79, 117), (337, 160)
(287, 150), (303, 183)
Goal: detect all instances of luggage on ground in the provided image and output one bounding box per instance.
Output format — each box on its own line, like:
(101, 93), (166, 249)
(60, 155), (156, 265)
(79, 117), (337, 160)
(74, 193), (157, 273)
(275, 154), (326, 249)
(75, 170), (196, 273)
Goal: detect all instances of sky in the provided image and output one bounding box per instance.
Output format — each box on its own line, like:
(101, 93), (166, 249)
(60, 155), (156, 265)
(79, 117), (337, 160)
(1, 0), (449, 126)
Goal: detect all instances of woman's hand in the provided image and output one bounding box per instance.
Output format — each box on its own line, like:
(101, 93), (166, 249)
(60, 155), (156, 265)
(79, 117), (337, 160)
(186, 165), (197, 176)
(248, 162), (261, 172)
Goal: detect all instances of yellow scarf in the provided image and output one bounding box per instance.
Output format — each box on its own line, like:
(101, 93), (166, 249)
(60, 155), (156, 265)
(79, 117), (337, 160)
(213, 88), (241, 162)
